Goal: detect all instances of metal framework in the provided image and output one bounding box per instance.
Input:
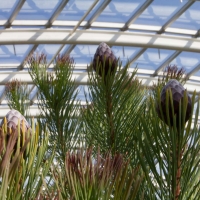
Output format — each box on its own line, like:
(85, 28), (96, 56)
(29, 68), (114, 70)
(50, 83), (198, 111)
(0, 0), (200, 117)
(0, 29), (200, 52)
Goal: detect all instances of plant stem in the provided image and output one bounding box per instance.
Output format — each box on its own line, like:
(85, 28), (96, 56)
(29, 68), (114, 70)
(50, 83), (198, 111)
(175, 132), (182, 200)
(106, 88), (115, 154)
(175, 150), (181, 199)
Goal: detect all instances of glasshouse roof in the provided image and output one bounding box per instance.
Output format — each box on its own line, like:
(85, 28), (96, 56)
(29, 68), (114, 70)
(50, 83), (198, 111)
(0, 0), (200, 117)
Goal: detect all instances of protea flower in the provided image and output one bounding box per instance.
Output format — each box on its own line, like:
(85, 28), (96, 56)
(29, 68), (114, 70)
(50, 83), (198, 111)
(0, 109), (31, 133)
(0, 109), (31, 153)
(93, 42), (117, 77)
(156, 79), (192, 127)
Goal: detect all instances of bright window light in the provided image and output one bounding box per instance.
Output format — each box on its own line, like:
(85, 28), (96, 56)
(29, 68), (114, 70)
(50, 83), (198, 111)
(166, 27), (197, 35)
(92, 22), (125, 28)
(129, 24), (161, 31)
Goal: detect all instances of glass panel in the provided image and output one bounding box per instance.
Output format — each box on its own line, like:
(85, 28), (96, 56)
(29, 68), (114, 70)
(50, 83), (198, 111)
(0, 45), (33, 67)
(56, 0), (94, 21)
(170, 2), (200, 31)
(133, 0), (187, 27)
(29, 85), (37, 100)
(89, 27), (120, 31)
(131, 48), (176, 71)
(68, 44), (98, 67)
(85, 0), (105, 20)
(170, 52), (200, 73)
(0, 86), (5, 99)
(59, 44), (71, 54)
(111, 46), (142, 66)
(193, 71), (200, 77)
(15, 0), (61, 20)
(193, 102), (198, 114)
(52, 26), (74, 29)
(64, 45), (143, 69)
(128, 29), (157, 34)
(0, 0), (17, 20)
(96, 0), (145, 23)
(76, 85), (87, 102)
(60, 44), (87, 71)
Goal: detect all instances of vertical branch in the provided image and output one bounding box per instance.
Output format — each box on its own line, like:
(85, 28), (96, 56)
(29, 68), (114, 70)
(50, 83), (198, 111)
(27, 53), (79, 162)
(175, 133), (182, 200)
(105, 87), (115, 153)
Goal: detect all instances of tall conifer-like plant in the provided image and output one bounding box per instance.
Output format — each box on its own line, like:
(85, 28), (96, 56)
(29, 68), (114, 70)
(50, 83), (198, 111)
(82, 43), (146, 163)
(137, 75), (200, 199)
(27, 54), (81, 162)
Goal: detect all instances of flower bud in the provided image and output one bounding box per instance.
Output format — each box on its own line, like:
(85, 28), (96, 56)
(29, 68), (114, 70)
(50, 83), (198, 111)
(0, 109), (31, 133)
(93, 42), (117, 77)
(156, 79), (192, 127)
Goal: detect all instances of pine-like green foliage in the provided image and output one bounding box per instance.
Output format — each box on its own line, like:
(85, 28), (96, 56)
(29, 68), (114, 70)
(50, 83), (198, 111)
(5, 79), (30, 117)
(2, 52), (200, 200)
(83, 60), (146, 162)
(137, 87), (200, 199)
(27, 54), (81, 161)
(0, 119), (53, 200)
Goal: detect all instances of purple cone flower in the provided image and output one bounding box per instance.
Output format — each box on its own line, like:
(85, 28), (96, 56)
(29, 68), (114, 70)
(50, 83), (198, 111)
(93, 42), (117, 77)
(156, 79), (192, 127)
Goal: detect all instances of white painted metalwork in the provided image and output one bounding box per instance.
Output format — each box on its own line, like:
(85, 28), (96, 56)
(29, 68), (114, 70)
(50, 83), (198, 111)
(0, 0), (200, 117)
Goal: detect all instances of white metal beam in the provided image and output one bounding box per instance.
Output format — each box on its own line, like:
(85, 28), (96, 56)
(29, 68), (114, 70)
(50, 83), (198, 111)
(0, 71), (199, 93)
(157, 1), (195, 34)
(121, 0), (153, 31)
(128, 49), (147, 65)
(85, 0), (111, 29)
(46, 0), (70, 28)
(47, 0), (100, 67)
(152, 51), (181, 77)
(0, 71), (88, 85)
(17, 1), (70, 71)
(0, 30), (200, 52)
(29, 0), (100, 104)
(0, 106), (40, 118)
(5, 0), (26, 28)
(128, 1), (195, 79)
(185, 63), (200, 80)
